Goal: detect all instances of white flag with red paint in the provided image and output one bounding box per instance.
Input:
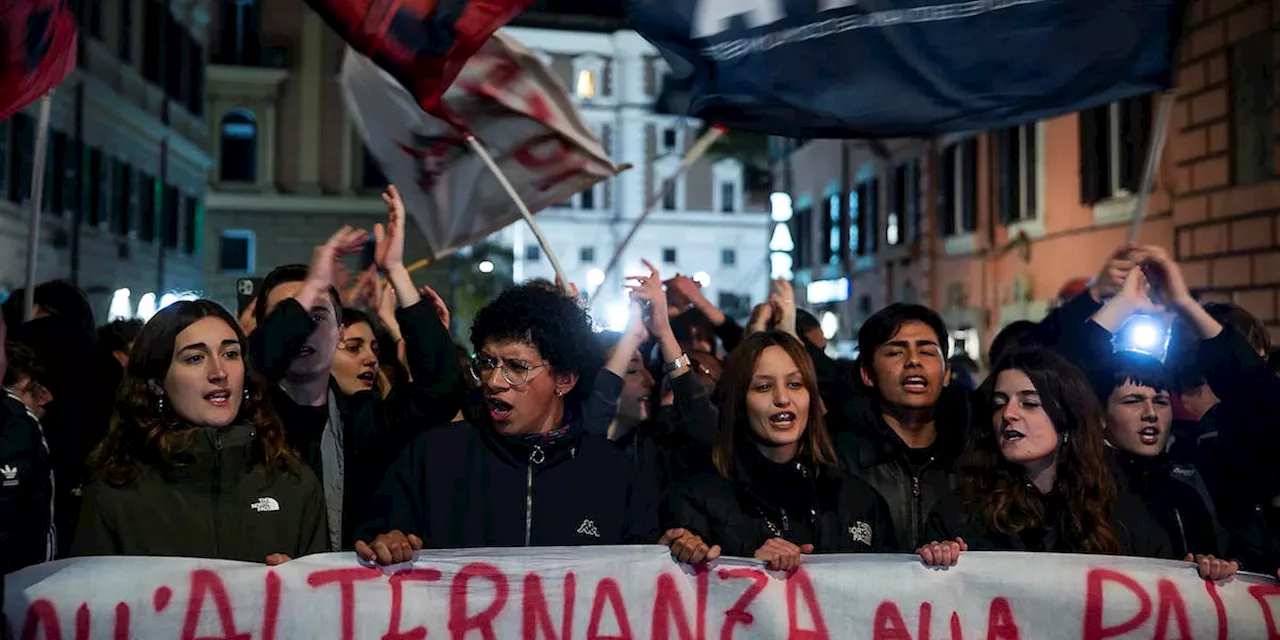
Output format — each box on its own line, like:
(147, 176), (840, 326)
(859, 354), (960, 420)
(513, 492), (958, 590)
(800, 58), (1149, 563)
(340, 31), (623, 259)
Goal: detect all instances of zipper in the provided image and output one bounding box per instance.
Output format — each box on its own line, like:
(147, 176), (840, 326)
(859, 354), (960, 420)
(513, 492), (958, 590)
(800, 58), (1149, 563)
(524, 445), (545, 546)
(911, 475), (921, 543)
(1173, 508), (1188, 557)
(212, 431), (223, 555)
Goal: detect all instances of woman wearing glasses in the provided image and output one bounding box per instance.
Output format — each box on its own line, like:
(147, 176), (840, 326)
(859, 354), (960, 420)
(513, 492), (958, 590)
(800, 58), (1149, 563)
(354, 284), (660, 563)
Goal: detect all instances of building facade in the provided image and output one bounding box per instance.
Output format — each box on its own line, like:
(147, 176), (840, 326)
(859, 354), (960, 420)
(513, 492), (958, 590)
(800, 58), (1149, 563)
(201, 2), (771, 323)
(774, 0), (1277, 363)
(495, 26), (772, 330)
(0, 0), (211, 321)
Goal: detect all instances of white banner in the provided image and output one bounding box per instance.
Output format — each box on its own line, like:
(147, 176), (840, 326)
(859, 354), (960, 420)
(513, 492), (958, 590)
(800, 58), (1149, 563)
(341, 31), (624, 260)
(5, 547), (1279, 639)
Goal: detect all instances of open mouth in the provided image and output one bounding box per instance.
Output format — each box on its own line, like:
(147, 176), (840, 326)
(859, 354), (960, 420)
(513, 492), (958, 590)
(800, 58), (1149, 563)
(902, 375), (929, 394)
(204, 389), (231, 407)
(1138, 426), (1162, 446)
(769, 411), (797, 428)
(356, 371), (376, 388)
(487, 397), (514, 422)
(999, 427), (1025, 444)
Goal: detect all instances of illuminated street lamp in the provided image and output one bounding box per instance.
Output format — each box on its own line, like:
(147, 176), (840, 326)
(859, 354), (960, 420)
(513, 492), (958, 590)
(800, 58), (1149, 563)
(478, 260), (495, 274)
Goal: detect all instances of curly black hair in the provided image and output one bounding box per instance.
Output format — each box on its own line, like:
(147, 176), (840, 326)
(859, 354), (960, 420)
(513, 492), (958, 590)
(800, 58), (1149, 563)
(470, 284), (602, 404)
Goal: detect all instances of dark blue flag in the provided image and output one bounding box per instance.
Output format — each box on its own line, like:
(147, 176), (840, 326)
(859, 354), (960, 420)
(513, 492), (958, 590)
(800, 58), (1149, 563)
(633, 0), (1186, 138)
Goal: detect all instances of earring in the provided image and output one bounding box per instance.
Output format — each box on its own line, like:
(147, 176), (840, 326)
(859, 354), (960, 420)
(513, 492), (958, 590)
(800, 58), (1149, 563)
(156, 395), (166, 413)
(243, 388), (251, 402)
(556, 390), (565, 398)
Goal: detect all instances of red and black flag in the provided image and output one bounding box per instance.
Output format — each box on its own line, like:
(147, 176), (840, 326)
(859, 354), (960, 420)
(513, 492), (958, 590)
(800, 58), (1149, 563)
(305, 0), (534, 117)
(0, 0), (77, 123)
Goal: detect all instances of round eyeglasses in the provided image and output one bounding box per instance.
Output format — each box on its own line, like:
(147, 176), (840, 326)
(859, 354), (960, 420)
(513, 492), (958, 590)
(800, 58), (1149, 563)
(468, 355), (549, 387)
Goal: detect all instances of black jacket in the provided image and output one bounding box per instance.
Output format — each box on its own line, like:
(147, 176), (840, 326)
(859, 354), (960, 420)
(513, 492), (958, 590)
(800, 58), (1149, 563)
(662, 443), (897, 557)
(252, 298), (462, 549)
(356, 417), (659, 548)
(1110, 450), (1223, 558)
(0, 392), (54, 575)
(70, 424), (328, 563)
(923, 485), (1174, 558)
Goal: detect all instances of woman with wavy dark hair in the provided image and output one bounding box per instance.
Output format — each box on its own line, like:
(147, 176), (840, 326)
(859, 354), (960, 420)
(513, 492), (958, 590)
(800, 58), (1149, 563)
(918, 348), (1171, 566)
(662, 322), (897, 571)
(71, 300), (327, 564)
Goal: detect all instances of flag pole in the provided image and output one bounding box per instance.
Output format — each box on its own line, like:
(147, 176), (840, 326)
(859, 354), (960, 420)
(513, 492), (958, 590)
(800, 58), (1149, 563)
(1127, 91), (1176, 244)
(23, 91), (55, 322)
(464, 134), (570, 292)
(589, 125), (726, 308)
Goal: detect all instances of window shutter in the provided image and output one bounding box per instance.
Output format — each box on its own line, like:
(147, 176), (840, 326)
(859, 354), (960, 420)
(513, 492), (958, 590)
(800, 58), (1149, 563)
(997, 129), (1014, 224)
(938, 145), (956, 236)
(1121, 96), (1153, 194)
(1078, 108), (1103, 205)
(961, 139), (978, 232)
(907, 159), (921, 243)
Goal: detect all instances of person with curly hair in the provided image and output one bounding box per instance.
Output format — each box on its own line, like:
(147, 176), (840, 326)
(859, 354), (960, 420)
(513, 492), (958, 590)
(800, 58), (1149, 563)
(69, 300), (327, 564)
(354, 283), (660, 563)
(918, 348), (1172, 566)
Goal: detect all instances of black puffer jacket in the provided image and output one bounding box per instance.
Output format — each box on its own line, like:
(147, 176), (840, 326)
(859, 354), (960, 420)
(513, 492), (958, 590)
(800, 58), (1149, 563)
(356, 417), (659, 548)
(662, 442), (897, 556)
(70, 424), (328, 562)
(922, 484), (1174, 558)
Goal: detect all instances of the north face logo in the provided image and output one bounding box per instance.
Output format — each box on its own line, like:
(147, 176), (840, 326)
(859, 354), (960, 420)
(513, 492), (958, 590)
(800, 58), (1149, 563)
(848, 521), (872, 545)
(576, 519), (600, 538)
(250, 497), (280, 512)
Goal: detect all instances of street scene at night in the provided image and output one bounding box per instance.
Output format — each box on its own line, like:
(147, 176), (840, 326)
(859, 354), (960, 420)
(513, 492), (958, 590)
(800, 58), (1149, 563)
(2, 0), (1280, 637)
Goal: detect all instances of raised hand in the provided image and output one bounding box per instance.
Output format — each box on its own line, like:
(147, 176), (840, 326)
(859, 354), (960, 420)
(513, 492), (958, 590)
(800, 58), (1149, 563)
(772, 279), (797, 337)
(304, 226), (369, 301)
(1135, 245), (1193, 310)
(1090, 245), (1141, 302)
(374, 185), (407, 271)
(746, 301), (774, 336)
(354, 529), (423, 566)
(418, 283), (451, 330)
(626, 260), (670, 328)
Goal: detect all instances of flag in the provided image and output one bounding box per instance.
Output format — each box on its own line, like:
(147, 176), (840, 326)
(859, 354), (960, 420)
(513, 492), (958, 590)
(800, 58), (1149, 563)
(0, 0), (76, 123)
(631, 0), (1186, 138)
(341, 31), (625, 259)
(305, 0), (534, 117)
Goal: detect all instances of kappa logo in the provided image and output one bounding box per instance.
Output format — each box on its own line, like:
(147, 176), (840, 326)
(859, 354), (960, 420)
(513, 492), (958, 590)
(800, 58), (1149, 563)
(576, 518), (600, 538)
(848, 520), (873, 545)
(250, 497), (280, 513)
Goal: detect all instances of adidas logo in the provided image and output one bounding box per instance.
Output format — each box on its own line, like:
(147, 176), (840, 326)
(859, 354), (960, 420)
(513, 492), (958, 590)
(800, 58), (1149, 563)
(250, 497), (280, 512)
(0, 464), (17, 487)
(576, 518), (600, 538)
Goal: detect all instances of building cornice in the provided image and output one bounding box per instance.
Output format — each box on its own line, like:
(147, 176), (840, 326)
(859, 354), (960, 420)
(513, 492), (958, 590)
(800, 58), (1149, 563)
(77, 72), (213, 171)
(206, 191), (386, 215)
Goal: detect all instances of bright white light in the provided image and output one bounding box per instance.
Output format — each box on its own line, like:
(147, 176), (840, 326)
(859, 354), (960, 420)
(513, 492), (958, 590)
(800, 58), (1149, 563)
(605, 302), (629, 332)
(108, 288), (133, 321)
(808, 278), (850, 304)
(769, 224), (794, 252)
(692, 271), (710, 287)
(159, 293), (180, 310)
(770, 253), (793, 280)
(136, 292), (157, 322)
(770, 192), (793, 222)
(1129, 321), (1161, 350)
(586, 268), (606, 287)
(478, 260), (495, 274)
(820, 311), (839, 340)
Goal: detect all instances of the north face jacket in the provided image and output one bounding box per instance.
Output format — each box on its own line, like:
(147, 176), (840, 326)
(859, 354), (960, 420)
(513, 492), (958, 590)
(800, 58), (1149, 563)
(70, 424), (328, 562)
(355, 417), (660, 548)
(661, 441), (898, 556)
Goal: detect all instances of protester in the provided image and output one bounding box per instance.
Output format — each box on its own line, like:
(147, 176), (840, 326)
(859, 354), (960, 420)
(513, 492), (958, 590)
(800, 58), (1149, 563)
(333, 307), (386, 397)
(70, 300), (327, 563)
(918, 349), (1188, 566)
(354, 283), (658, 563)
(3, 342), (54, 422)
(251, 186), (462, 551)
(662, 331), (896, 570)
(98, 319), (145, 368)
(0, 326), (56, 578)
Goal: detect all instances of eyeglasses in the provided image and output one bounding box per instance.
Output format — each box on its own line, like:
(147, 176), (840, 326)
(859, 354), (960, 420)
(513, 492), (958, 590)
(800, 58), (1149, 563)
(468, 354), (549, 387)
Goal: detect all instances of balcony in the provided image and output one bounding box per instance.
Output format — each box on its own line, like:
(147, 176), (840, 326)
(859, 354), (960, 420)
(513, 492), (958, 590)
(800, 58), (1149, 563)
(208, 46), (290, 92)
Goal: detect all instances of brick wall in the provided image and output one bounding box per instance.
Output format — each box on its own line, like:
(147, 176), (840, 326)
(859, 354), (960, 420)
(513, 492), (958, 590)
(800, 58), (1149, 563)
(1171, 0), (1280, 344)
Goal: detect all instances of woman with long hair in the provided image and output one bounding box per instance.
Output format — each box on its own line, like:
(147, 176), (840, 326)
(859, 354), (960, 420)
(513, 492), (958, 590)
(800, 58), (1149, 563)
(72, 300), (327, 563)
(662, 328), (896, 571)
(918, 348), (1170, 565)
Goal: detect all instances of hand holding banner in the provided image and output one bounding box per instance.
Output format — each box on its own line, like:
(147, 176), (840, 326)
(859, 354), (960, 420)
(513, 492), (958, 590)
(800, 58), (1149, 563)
(341, 32), (625, 262)
(6, 547), (1279, 639)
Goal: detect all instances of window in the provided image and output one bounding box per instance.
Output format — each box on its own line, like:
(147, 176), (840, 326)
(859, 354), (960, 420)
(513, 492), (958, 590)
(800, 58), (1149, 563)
(142, 0), (163, 84)
(855, 178), (879, 256)
(1232, 34), (1274, 186)
(110, 159), (130, 234)
(84, 0), (102, 38)
(48, 132), (65, 214)
(166, 20), (189, 105)
(86, 147), (104, 225)
(524, 244), (541, 261)
(183, 196), (199, 254)
(575, 69), (597, 99)
(938, 138), (978, 236)
(822, 192), (841, 264)
(888, 160), (920, 246)
(188, 41), (205, 116)
(791, 205), (812, 269)
(219, 110), (258, 183)
(720, 182), (735, 213)
(1079, 96), (1150, 205)
(580, 246), (595, 263)
(162, 186), (180, 249)
(62, 138), (79, 219)
(10, 114), (32, 204)
(218, 0), (261, 65)
(721, 248), (736, 266)
(662, 247), (677, 264)
(219, 230), (255, 274)
(579, 184), (595, 210)
(995, 123), (1039, 223)
(662, 128), (678, 153)
(138, 173), (156, 242)
(662, 184), (677, 211)
(118, 0), (133, 62)
(362, 146), (386, 189)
